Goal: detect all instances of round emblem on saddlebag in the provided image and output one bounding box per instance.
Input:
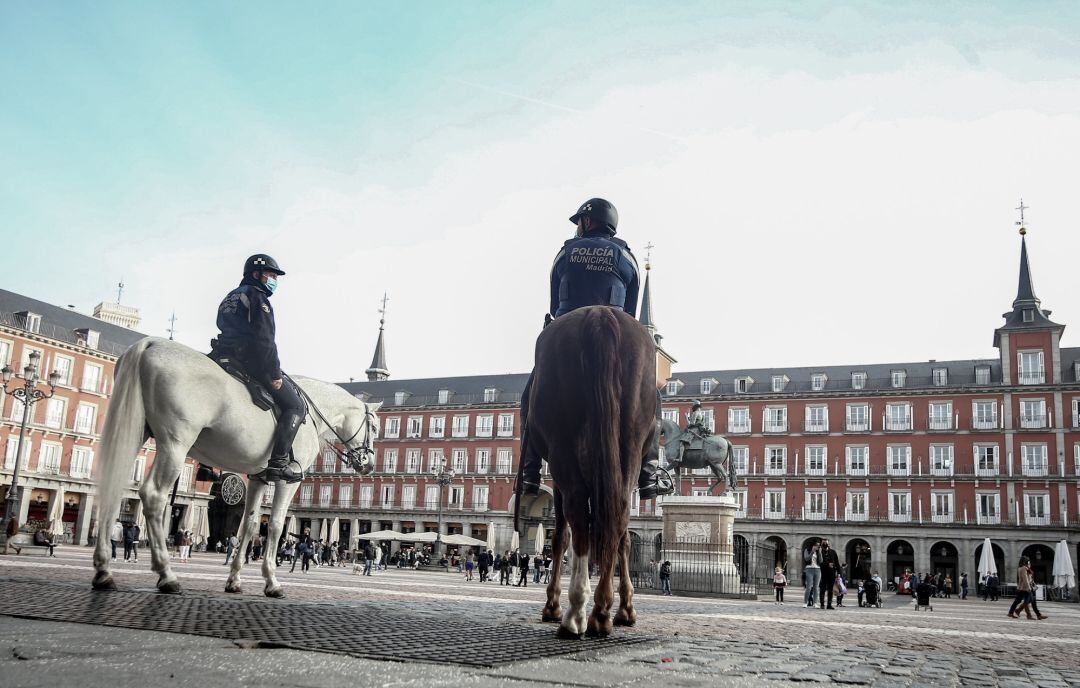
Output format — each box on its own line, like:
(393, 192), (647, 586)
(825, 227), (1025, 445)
(220, 473), (246, 506)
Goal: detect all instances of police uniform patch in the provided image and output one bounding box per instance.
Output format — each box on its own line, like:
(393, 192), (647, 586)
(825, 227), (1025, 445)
(261, 303), (271, 313)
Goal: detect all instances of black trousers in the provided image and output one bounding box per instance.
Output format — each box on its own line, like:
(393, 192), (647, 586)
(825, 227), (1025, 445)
(819, 576), (835, 607)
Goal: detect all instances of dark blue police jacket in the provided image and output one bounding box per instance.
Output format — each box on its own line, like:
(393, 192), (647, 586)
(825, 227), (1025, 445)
(215, 276), (282, 381)
(549, 232), (640, 318)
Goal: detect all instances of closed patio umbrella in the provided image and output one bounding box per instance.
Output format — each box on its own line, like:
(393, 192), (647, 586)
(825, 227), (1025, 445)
(180, 504), (195, 533)
(198, 507), (210, 545)
(977, 537), (998, 581)
(48, 492), (65, 533)
(286, 514), (298, 538)
(1054, 540), (1075, 590)
(329, 517), (341, 543)
(533, 524), (546, 554)
(511, 529), (520, 552)
(487, 521), (496, 552)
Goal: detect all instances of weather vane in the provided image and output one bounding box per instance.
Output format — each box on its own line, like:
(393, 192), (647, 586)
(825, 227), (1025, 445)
(1015, 198), (1030, 236)
(378, 292), (389, 328)
(644, 242), (654, 270)
(167, 312), (178, 340)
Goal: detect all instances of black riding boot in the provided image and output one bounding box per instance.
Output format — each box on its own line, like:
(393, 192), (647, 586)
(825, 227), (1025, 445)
(517, 373), (542, 496)
(639, 390), (674, 500)
(252, 410), (304, 484)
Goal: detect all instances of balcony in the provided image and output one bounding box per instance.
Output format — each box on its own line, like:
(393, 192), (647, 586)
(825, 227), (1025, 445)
(930, 466), (953, 477)
(976, 513), (1000, 526)
(803, 509), (827, 521)
(805, 465), (826, 477)
(764, 464), (786, 476)
(1026, 515), (1050, 526)
(975, 465), (999, 477)
(889, 513), (912, 523)
(972, 419), (998, 430)
(1019, 415), (1048, 430)
(1018, 372), (1045, 385)
(763, 509), (785, 520)
(763, 422), (788, 434)
(928, 418), (953, 431)
(845, 422), (869, 433)
(804, 421), (828, 433)
(931, 513), (954, 524)
(1021, 464), (1048, 478)
(727, 423), (750, 435)
(887, 466), (910, 477)
(847, 466), (868, 477)
(884, 418), (912, 432)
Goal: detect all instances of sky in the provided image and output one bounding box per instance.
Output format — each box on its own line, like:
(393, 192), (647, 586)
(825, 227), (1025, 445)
(2, 2), (1080, 382)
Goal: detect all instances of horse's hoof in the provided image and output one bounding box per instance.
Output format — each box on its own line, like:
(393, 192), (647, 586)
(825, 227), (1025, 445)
(556, 625), (584, 640)
(613, 614), (636, 627)
(157, 580), (182, 595)
(91, 573), (116, 591)
(587, 616), (613, 638)
(224, 582), (242, 594)
(264, 586), (285, 599)
(541, 607), (563, 623)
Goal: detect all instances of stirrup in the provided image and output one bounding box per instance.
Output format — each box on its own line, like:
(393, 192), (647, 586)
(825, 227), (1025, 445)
(520, 479), (542, 497)
(250, 458), (303, 485)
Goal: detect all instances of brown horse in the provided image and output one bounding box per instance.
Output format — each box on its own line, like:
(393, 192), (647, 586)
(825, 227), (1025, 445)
(525, 306), (656, 638)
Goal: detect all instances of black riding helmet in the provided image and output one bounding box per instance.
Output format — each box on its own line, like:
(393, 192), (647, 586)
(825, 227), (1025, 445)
(244, 254), (286, 277)
(569, 198), (618, 235)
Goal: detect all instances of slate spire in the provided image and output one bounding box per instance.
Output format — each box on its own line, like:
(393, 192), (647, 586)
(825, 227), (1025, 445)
(365, 293), (390, 382)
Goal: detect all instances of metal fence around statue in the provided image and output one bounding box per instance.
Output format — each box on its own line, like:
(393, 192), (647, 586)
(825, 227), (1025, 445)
(628, 536), (776, 597)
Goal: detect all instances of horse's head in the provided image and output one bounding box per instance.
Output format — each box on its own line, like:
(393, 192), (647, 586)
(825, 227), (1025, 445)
(339, 400), (382, 475)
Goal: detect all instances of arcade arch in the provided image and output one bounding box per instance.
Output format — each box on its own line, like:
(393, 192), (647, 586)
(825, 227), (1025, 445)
(886, 539), (915, 582)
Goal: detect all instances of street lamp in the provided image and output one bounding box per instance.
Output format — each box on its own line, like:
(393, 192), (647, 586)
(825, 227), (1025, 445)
(1, 350), (60, 551)
(434, 457), (456, 557)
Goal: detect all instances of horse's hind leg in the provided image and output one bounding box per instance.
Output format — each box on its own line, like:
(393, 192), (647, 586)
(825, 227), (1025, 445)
(140, 439), (187, 594)
(226, 479), (267, 594)
(557, 495), (591, 639)
(614, 531), (636, 627)
(542, 488), (568, 622)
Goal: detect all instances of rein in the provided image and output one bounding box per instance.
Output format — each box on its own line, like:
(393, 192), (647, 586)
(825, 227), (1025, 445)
(285, 374), (374, 472)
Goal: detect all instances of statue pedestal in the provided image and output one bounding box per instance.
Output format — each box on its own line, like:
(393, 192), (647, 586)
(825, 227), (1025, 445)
(658, 494), (740, 596)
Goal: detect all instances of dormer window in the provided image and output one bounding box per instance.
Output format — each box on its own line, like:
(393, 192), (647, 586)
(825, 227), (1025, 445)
(394, 391), (408, 406)
(665, 380), (682, 396)
(932, 368), (948, 387)
(811, 373), (827, 391)
(1023, 309), (1034, 323)
(15, 311), (41, 334)
(483, 388), (498, 403)
(735, 377), (752, 394)
(700, 378), (715, 395)
(771, 375), (788, 393)
(1074, 362), (1080, 383)
(851, 372), (866, 390)
(75, 328), (100, 350)
(976, 365), (992, 385)
(891, 370), (906, 388)
(437, 389), (451, 404)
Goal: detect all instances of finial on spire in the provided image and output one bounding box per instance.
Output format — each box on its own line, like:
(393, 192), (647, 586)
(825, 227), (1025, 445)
(366, 292), (391, 381)
(1015, 198), (1029, 236)
(644, 242), (654, 270)
(166, 312), (178, 340)
(378, 292), (389, 328)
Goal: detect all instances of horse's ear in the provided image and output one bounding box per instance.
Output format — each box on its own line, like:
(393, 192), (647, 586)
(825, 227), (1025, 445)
(368, 401), (383, 413)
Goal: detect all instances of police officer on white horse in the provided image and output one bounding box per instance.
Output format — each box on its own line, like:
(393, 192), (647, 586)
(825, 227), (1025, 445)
(210, 254), (304, 483)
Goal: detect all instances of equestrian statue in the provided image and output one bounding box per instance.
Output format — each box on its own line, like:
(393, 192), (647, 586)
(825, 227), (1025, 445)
(659, 399), (738, 494)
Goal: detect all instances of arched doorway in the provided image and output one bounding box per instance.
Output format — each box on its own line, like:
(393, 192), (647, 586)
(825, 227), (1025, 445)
(886, 539), (915, 583)
(973, 541), (1006, 583)
(930, 541), (959, 579)
(1022, 544), (1055, 585)
(764, 536), (788, 573)
(846, 539), (873, 582)
(733, 534), (750, 581)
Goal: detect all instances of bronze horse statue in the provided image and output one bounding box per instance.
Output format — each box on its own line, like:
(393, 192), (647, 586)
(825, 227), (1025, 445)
(659, 418), (737, 494)
(522, 306), (656, 638)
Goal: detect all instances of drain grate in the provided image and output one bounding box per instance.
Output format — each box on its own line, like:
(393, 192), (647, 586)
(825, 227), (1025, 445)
(0, 578), (653, 667)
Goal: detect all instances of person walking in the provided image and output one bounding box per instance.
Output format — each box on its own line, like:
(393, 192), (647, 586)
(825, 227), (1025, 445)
(533, 553), (544, 584)
(660, 560), (673, 595)
(1008, 556), (1035, 619)
(818, 539), (840, 609)
(223, 534), (237, 565)
(773, 566), (787, 605)
(960, 572), (969, 600)
(478, 550), (490, 582)
(516, 550), (530, 587)
(1023, 560), (1048, 620)
(109, 520), (123, 562)
(500, 550), (513, 585)
(803, 541), (821, 608)
(363, 542), (375, 576)
(178, 530), (192, 563)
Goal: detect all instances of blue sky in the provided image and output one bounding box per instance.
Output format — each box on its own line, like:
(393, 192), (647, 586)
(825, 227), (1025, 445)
(3, 3), (1080, 380)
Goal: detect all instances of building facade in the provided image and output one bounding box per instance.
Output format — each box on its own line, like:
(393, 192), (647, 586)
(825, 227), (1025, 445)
(0, 290), (212, 546)
(295, 231), (1078, 589)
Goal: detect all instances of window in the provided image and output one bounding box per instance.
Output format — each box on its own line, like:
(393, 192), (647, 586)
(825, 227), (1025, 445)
(700, 379), (713, 395)
(383, 417), (401, 438)
(4, 437), (31, 469)
(475, 449), (490, 474)
(662, 408), (679, 423)
(846, 403), (869, 432)
(847, 491), (868, 521)
(382, 449), (398, 473)
(473, 486), (489, 512)
(731, 446), (749, 474)
(1073, 398), (1080, 428)
(976, 365), (992, 385)
(930, 445), (953, 476)
(1019, 399), (1047, 429)
(891, 370), (906, 388)
(733, 490), (747, 517)
(1025, 493), (1050, 525)
(429, 416), (445, 438)
(70, 446), (93, 478)
(318, 484), (332, 506)
(928, 402), (952, 430)
(771, 375), (787, 392)
(380, 485), (394, 508)
(977, 492), (1000, 525)
(805, 405), (827, 432)
(975, 444), (998, 477)
(437, 389), (450, 404)
(404, 449), (421, 473)
(804, 491), (827, 520)
(764, 406), (787, 432)
(131, 455), (144, 482)
(448, 486), (464, 508)
(359, 485), (373, 508)
(889, 491), (911, 522)
(452, 415), (469, 437)
(406, 416), (422, 438)
(18, 312), (41, 333)
(82, 363), (103, 393)
(765, 490), (785, 519)
(1018, 351), (1045, 384)
(452, 448), (467, 473)
(300, 484), (313, 506)
(735, 377), (750, 393)
(44, 397), (67, 429)
(484, 388), (498, 403)
(496, 448), (513, 474)
(74, 403), (97, 434)
(931, 492), (954, 523)
(401, 485), (416, 509)
(765, 446), (786, 475)
(394, 391), (407, 406)
(972, 401), (998, 429)
(701, 408), (715, 433)
(476, 414), (493, 437)
(0, 340), (11, 366)
(428, 449), (446, 473)
(851, 372), (866, 389)
(424, 484), (439, 510)
(338, 484), (352, 507)
(665, 380), (680, 396)
(1021, 444), (1048, 477)
(1023, 309), (1034, 323)
(811, 373), (827, 391)
(319, 450), (336, 473)
(932, 368), (948, 386)
(727, 407), (750, 433)
(9, 394), (29, 422)
(497, 413), (514, 437)
(887, 445), (911, 476)
(846, 445), (868, 476)
(38, 442), (61, 473)
(53, 355), (73, 386)
(885, 403), (911, 431)
(805, 445), (826, 476)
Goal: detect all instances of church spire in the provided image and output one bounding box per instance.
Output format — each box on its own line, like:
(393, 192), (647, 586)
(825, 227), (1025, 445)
(365, 293), (390, 382)
(638, 243), (661, 344)
(994, 200), (1061, 346)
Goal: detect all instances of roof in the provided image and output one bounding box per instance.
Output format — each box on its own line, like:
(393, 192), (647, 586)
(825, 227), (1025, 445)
(342, 373), (530, 408)
(994, 234), (1063, 344)
(365, 325), (389, 378)
(0, 288), (146, 357)
(639, 268), (655, 332)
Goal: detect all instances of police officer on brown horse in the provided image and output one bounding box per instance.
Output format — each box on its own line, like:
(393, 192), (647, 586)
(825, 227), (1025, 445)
(210, 254), (305, 483)
(519, 199), (673, 500)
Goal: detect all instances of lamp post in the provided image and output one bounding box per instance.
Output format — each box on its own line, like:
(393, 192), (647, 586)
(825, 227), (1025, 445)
(1, 351), (60, 552)
(434, 457), (455, 557)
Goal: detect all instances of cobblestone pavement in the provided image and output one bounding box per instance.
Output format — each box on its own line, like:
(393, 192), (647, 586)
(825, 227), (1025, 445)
(2, 549), (1079, 687)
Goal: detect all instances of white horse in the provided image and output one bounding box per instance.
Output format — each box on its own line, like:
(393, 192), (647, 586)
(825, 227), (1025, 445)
(91, 337), (379, 597)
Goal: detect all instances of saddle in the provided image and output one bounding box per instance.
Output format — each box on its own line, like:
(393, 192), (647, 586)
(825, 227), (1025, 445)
(208, 346), (277, 414)
(680, 428), (710, 452)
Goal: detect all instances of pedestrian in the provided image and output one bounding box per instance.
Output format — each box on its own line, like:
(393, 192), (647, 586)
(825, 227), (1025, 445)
(223, 534), (237, 565)
(500, 550), (513, 585)
(178, 530), (192, 563)
(987, 572), (1000, 601)
(960, 572), (969, 600)
(465, 552), (476, 581)
(123, 522), (139, 563)
(109, 520), (123, 562)
(516, 550), (529, 587)
(659, 560), (673, 595)
(478, 549), (490, 582)
(543, 553), (553, 584)
(944, 574), (953, 599)
(1022, 559), (1048, 620)
(1008, 556), (1035, 619)
(803, 541), (821, 608)
(533, 553), (544, 584)
(374, 543), (384, 571)
(773, 566), (787, 605)
(818, 538), (839, 609)
(834, 573), (847, 607)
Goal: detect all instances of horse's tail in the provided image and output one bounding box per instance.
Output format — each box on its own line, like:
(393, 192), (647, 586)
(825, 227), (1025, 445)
(93, 338), (151, 561)
(582, 308), (625, 569)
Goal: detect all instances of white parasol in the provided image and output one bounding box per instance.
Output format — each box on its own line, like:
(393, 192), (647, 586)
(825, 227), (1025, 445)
(180, 504), (195, 533)
(977, 537), (998, 580)
(486, 521), (496, 552)
(198, 507), (210, 544)
(48, 491), (66, 533)
(363, 529), (405, 541)
(511, 529), (520, 552)
(441, 533), (487, 547)
(533, 524), (546, 554)
(329, 517), (341, 544)
(1054, 539), (1076, 590)
(286, 514), (298, 538)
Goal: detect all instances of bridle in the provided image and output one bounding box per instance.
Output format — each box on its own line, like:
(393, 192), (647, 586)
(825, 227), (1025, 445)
(286, 374), (376, 474)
